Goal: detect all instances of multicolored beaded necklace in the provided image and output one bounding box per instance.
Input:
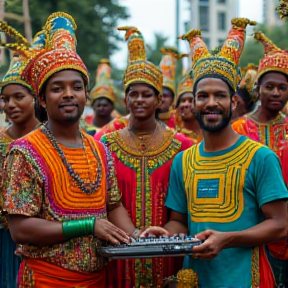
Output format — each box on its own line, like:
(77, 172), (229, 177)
(41, 123), (102, 194)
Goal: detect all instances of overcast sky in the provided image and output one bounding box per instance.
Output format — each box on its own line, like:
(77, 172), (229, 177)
(111, 0), (264, 69)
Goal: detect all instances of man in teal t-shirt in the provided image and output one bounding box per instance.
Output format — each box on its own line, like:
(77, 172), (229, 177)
(141, 22), (288, 288)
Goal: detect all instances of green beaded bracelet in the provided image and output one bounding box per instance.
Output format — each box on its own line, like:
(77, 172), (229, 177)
(62, 216), (96, 240)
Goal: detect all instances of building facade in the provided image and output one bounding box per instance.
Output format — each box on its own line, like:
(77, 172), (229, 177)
(263, 0), (282, 27)
(188, 0), (238, 49)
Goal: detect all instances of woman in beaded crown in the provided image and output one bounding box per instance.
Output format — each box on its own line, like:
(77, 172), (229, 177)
(0, 22), (47, 288)
(100, 26), (193, 288)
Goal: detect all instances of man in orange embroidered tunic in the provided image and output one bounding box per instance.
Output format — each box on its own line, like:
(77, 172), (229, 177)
(1, 12), (135, 288)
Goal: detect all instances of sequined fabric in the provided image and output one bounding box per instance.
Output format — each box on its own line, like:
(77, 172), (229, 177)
(0, 129), (13, 224)
(2, 127), (121, 273)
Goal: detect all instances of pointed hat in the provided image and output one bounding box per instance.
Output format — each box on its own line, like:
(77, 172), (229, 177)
(118, 26), (163, 94)
(159, 47), (180, 96)
(22, 12), (88, 96)
(89, 59), (116, 104)
(180, 18), (256, 92)
(254, 32), (288, 80)
(0, 23), (46, 94)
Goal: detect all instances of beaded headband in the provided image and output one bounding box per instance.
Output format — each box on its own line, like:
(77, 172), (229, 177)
(89, 59), (116, 104)
(254, 32), (288, 81)
(0, 23), (46, 94)
(118, 26), (163, 94)
(160, 47), (180, 95)
(22, 12), (89, 96)
(179, 18), (256, 92)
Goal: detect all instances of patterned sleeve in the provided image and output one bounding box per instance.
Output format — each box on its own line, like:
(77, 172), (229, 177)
(102, 143), (122, 211)
(2, 147), (43, 217)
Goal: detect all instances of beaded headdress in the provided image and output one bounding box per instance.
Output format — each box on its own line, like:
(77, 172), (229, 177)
(159, 47), (180, 95)
(89, 59), (116, 105)
(118, 26), (163, 94)
(179, 18), (256, 92)
(0, 23), (46, 94)
(254, 32), (288, 81)
(236, 64), (258, 102)
(22, 12), (88, 96)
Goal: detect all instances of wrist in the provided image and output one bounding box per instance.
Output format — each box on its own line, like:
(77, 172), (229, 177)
(62, 217), (96, 240)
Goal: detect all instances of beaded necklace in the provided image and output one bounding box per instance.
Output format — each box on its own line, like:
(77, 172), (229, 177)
(41, 123), (102, 194)
(128, 122), (159, 155)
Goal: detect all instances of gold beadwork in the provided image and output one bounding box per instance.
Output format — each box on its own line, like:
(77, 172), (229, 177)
(118, 26), (163, 94)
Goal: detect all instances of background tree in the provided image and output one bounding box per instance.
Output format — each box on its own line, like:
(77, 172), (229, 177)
(240, 23), (288, 67)
(1, 0), (129, 86)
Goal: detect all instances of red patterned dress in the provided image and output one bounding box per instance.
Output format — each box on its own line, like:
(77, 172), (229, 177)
(101, 126), (193, 288)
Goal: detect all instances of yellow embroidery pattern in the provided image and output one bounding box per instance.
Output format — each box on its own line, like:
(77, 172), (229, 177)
(183, 139), (262, 223)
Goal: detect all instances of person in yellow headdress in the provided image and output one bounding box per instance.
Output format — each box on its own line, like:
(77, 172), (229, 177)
(0, 24), (46, 288)
(1, 12), (135, 288)
(89, 59), (117, 128)
(141, 18), (288, 288)
(100, 26), (193, 288)
(232, 30), (288, 288)
(158, 47), (180, 129)
(231, 64), (259, 121)
(174, 53), (202, 143)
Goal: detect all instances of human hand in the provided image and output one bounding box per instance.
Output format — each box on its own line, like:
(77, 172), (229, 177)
(191, 229), (229, 260)
(140, 226), (171, 238)
(94, 219), (130, 245)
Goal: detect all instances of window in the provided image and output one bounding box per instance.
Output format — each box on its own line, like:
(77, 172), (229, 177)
(217, 0), (226, 3)
(199, 6), (209, 31)
(217, 12), (226, 31)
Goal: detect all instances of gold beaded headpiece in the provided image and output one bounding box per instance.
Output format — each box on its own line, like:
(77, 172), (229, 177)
(22, 12), (89, 96)
(0, 23), (46, 94)
(175, 53), (193, 102)
(179, 18), (256, 92)
(118, 26), (163, 94)
(160, 47), (180, 95)
(89, 59), (116, 105)
(254, 32), (288, 81)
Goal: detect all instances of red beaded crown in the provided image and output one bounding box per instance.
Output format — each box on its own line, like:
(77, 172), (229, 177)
(254, 32), (288, 81)
(22, 12), (88, 96)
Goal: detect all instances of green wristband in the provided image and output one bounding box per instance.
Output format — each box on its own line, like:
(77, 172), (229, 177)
(62, 217), (96, 240)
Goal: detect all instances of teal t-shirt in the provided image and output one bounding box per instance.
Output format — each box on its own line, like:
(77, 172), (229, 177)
(165, 136), (288, 288)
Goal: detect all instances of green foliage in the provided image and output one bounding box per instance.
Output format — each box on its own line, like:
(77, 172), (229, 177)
(240, 22), (288, 67)
(3, 0), (129, 86)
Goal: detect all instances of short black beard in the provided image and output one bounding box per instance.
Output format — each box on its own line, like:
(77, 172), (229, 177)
(62, 109), (82, 124)
(195, 105), (232, 133)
